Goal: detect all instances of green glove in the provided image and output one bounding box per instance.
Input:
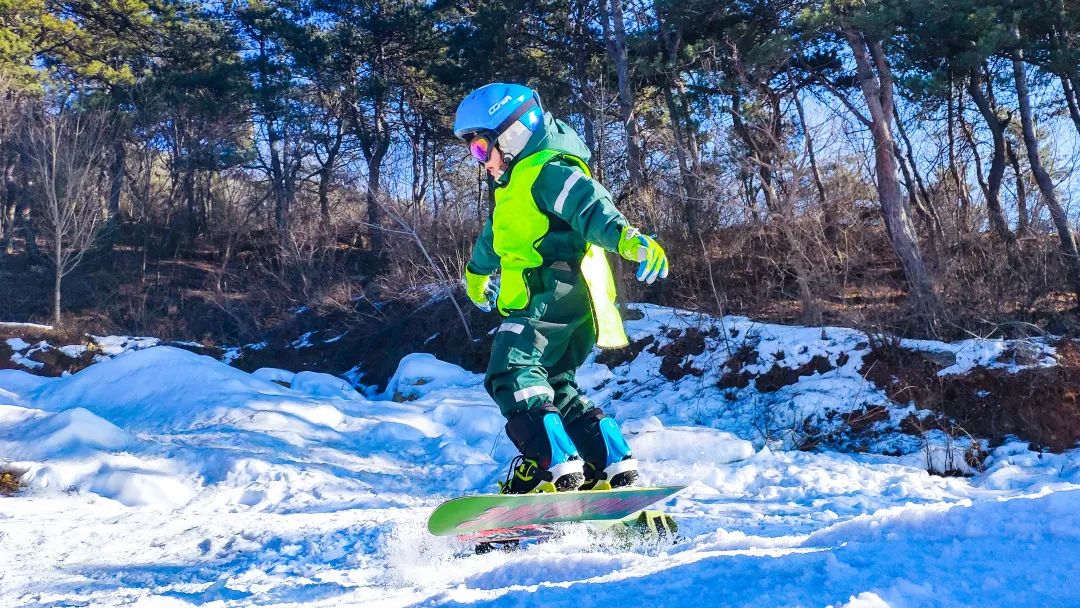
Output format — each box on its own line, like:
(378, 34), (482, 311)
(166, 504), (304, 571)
(464, 269), (496, 312)
(617, 227), (669, 284)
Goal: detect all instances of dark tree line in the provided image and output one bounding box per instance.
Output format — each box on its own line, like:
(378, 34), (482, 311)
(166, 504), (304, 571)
(0, 0), (1078, 336)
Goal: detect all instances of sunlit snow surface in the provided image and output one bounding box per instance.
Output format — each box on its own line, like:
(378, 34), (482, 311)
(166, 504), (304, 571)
(1, 305), (1078, 607)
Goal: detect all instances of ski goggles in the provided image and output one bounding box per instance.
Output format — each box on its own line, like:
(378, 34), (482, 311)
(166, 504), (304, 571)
(468, 131), (499, 163)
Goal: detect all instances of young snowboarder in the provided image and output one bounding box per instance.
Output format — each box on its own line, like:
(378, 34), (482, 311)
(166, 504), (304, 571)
(454, 83), (670, 494)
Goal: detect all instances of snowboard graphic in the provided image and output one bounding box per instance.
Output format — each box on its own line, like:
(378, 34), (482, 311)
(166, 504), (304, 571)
(427, 486), (685, 537)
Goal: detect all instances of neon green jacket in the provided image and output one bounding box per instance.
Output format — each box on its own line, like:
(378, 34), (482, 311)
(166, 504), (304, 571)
(466, 114), (628, 278)
(466, 113), (630, 347)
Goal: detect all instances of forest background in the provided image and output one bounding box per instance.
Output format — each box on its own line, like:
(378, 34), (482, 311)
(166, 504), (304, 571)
(1, 0), (1079, 356)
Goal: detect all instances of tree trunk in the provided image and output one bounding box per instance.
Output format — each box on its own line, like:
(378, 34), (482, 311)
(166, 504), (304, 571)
(318, 125), (342, 223)
(254, 37), (291, 247)
(740, 169), (760, 223)
(183, 168), (198, 240)
(1062, 73), (1080, 135)
(894, 142), (928, 231)
(772, 93), (822, 324)
(3, 157), (15, 254)
(202, 171), (212, 231)
(661, 82), (700, 234)
(1051, 12), (1080, 135)
(946, 80), (972, 233)
(317, 165), (333, 222)
(571, 0), (598, 160)
(729, 89), (779, 214)
(794, 89), (836, 247)
(1006, 140), (1029, 236)
(845, 28), (937, 319)
(599, 0), (645, 192)
(16, 150), (38, 258)
(1012, 47), (1080, 304)
(365, 114), (391, 255)
(107, 138), (125, 231)
(655, 1), (700, 235)
(960, 112), (991, 208)
(892, 104), (944, 243)
(367, 157), (383, 252)
(269, 136), (288, 242)
(761, 93), (783, 213)
(53, 235), (62, 327)
(967, 70), (1014, 245)
(593, 78), (607, 184)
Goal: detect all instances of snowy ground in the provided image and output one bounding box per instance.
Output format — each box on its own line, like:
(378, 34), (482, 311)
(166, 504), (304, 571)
(1, 306), (1079, 607)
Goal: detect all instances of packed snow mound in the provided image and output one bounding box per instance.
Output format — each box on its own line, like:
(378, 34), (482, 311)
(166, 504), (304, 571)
(22, 453), (198, 508)
(291, 370), (362, 400)
(384, 353), (481, 401)
(253, 367), (361, 400)
(629, 424), (755, 464)
(0, 370), (52, 405)
(14, 407), (132, 458)
(28, 346), (345, 432)
(0, 344), (511, 510)
(251, 367), (296, 384)
(0, 402), (195, 508)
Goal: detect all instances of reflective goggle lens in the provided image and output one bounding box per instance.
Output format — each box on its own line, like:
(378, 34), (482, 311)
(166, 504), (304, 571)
(469, 135), (491, 162)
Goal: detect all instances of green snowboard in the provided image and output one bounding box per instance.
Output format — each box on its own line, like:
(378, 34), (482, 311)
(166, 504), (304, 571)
(427, 486), (685, 537)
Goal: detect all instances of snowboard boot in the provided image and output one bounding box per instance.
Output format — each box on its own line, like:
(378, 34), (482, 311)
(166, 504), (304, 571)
(499, 404), (585, 494)
(565, 408), (638, 491)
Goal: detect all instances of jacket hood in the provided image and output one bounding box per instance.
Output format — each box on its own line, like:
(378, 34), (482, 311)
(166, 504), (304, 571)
(495, 113), (591, 185)
(520, 112), (591, 162)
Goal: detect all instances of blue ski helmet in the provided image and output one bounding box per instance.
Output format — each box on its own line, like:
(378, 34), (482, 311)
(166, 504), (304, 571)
(451, 82), (544, 143)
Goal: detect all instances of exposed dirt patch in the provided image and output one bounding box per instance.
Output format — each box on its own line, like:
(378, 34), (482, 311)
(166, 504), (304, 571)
(656, 327), (709, 381)
(24, 344), (98, 376)
(860, 342), (947, 404)
(842, 405), (891, 433)
(862, 339), (1080, 452)
(755, 355), (835, 393)
(596, 336), (653, 368)
(0, 342), (95, 377)
(231, 296), (498, 389)
(0, 341), (12, 371)
(797, 405), (893, 453)
(0, 332), (224, 378)
(717, 370), (751, 390)
(0, 325), (96, 376)
(717, 341), (758, 390)
(164, 342), (226, 360)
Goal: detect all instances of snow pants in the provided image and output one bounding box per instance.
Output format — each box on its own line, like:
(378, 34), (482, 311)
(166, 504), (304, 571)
(484, 260), (597, 423)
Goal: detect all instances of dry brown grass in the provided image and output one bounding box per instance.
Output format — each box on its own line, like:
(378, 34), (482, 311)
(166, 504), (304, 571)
(0, 468), (24, 496)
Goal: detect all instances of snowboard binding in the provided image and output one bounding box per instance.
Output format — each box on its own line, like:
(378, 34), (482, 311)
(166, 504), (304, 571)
(566, 408), (639, 491)
(500, 404), (585, 494)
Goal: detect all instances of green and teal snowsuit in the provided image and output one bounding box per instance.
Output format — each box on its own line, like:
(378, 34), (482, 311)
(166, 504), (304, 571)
(467, 113), (630, 423)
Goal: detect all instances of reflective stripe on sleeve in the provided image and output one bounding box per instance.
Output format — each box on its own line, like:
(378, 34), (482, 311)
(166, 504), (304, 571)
(553, 171), (584, 215)
(513, 385), (554, 403)
(498, 322), (525, 334)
